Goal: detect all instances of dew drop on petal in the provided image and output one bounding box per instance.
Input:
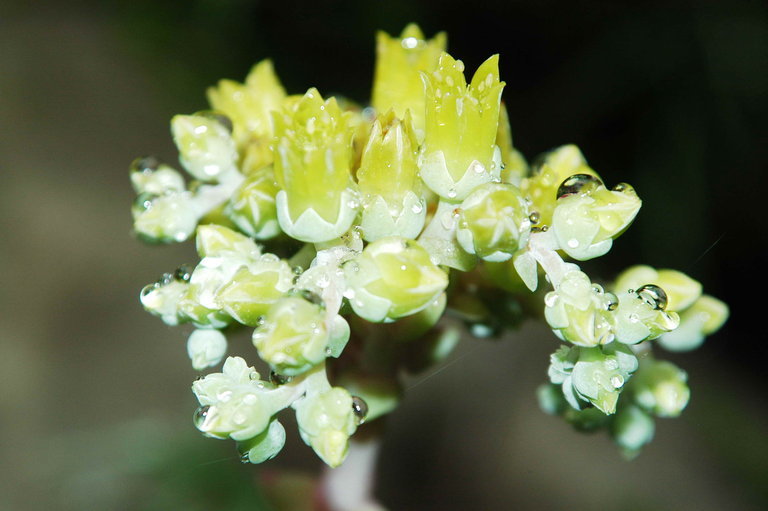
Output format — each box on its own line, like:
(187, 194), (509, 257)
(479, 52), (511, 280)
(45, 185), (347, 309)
(351, 396), (369, 425)
(556, 174), (603, 200)
(193, 405), (211, 429)
(637, 284), (668, 310)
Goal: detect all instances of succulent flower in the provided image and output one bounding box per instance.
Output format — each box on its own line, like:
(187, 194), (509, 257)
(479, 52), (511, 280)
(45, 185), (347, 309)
(371, 23), (446, 137)
(295, 387), (358, 467)
(192, 357), (275, 441)
(357, 110), (426, 241)
(171, 112), (239, 182)
(224, 165), (280, 239)
(420, 53), (505, 200)
(187, 329), (228, 370)
(456, 182), (531, 261)
(344, 237), (448, 322)
(252, 295), (350, 376)
(544, 270), (618, 347)
(521, 144), (600, 229)
(657, 294), (729, 351)
(629, 359), (690, 418)
(273, 88), (358, 242)
(207, 59), (287, 158)
(131, 25), (729, 474)
(550, 176), (641, 260)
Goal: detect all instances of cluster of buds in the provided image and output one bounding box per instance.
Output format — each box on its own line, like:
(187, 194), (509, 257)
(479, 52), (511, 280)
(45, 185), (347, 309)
(132, 24), (728, 467)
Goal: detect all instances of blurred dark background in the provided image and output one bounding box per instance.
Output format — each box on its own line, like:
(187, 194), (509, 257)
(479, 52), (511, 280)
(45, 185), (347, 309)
(1, 0), (766, 510)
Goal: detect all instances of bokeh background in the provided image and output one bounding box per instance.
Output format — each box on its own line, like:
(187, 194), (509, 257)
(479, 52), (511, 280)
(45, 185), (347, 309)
(1, 0), (766, 509)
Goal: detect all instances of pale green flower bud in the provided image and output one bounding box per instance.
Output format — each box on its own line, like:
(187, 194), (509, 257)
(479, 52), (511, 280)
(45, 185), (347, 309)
(295, 387), (358, 467)
(420, 53), (505, 200)
(252, 296), (349, 376)
(371, 23), (446, 137)
(139, 269), (191, 325)
(225, 166), (280, 240)
(187, 328), (228, 370)
(171, 113), (239, 182)
(612, 286), (680, 344)
(357, 110), (426, 241)
(215, 257), (294, 326)
(344, 237), (449, 322)
(238, 418), (286, 464)
(630, 359), (690, 417)
(195, 224), (261, 259)
(132, 191), (198, 243)
(547, 344), (637, 414)
(179, 226), (264, 327)
(521, 144), (599, 228)
(130, 156), (185, 195)
(611, 404), (655, 457)
(273, 88), (358, 242)
(207, 59), (287, 152)
(456, 183), (531, 262)
(657, 295), (729, 352)
(551, 177), (641, 260)
(544, 270), (618, 347)
(192, 356), (274, 441)
(571, 344), (638, 414)
(613, 265), (702, 312)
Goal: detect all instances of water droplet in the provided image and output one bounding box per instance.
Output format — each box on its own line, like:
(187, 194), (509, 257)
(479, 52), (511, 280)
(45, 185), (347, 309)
(140, 283), (157, 298)
(249, 371), (260, 381)
(260, 253), (280, 263)
(591, 284), (604, 294)
(567, 238), (580, 249)
(472, 162), (485, 174)
(269, 370), (292, 385)
(174, 264), (194, 282)
(401, 36), (419, 49)
(292, 266), (303, 275)
(300, 289), (325, 308)
(556, 174), (603, 200)
(628, 313), (639, 323)
(193, 405), (212, 429)
(156, 272), (174, 286)
(612, 182), (633, 193)
(411, 203), (424, 214)
(610, 375), (625, 388)
(544, 291), (558, 307)
(636, 284), (668, 310)
(134, 192), (157, 212)
(604, 358), (619, 370)
(130, 155), (160, 175)
(196, 110), (234, 134)
(529, 211), (540, 224)
(447, 188), (457, 199)
(351, 396), (369, 425)
(605, 292), (619, 311)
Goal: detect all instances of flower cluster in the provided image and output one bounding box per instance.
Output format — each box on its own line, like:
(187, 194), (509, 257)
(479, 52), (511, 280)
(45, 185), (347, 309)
(132, 24), (728, 467)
